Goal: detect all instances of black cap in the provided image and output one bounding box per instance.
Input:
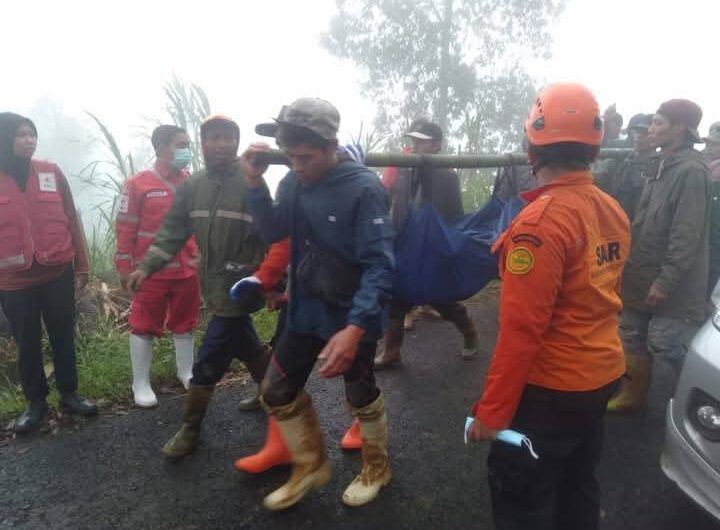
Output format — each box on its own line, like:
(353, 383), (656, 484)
(627, 113), (652, 132)
(405, 121), (443, 143)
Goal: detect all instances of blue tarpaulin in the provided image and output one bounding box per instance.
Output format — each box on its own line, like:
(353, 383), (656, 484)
(392, 195), (524, 305)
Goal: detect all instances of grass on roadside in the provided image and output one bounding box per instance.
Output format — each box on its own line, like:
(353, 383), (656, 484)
(0, 309), (279, 421)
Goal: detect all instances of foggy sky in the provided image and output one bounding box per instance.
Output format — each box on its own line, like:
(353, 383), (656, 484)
(3, 0), (719, 204)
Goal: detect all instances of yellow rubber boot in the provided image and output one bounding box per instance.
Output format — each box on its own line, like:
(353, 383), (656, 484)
(262, 391), (332, 511)
(607, 353), (652, 413)
(373, 319), (404, 370)
(342, 392), (392, 507)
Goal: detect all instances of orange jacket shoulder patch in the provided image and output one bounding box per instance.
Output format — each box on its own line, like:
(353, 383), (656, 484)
(506, 246), (535, 275)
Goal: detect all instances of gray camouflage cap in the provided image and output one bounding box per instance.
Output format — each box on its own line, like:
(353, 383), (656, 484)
(255, 98), (340, 141)
(705, 121), (720, 144)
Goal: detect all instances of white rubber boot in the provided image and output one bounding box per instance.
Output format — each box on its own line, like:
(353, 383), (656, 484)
(129, 334), (157, 408)
(173, 333), (195, 390)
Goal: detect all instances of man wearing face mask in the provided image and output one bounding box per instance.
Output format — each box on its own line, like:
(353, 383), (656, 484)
(126, 116), (270, 457)
(115, 125), (200, 407)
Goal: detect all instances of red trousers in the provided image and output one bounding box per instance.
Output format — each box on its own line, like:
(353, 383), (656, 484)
(129, 275), (200, 336)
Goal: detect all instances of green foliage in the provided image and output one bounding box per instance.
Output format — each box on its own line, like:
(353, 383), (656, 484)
(460, 168), (495, 212)
(76, 112), (136, 239)
(86, 111), (135, 181)
(86, 213), (118, 284)
(0, 384), (24, 418)
(72, 321), (178, 401)
(252, 309), (280, 345)
(350, 121), (393, 153)
(324, 0), (564, 152)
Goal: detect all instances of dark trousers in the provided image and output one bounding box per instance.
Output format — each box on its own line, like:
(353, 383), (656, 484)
(389, 301), (477, 346)
(389, 300), (472, 325)
(191, 314), (265, 386)
(0, 266), (77, 402)
(262, 330), (380, 408)
(488, 382), (619, 530)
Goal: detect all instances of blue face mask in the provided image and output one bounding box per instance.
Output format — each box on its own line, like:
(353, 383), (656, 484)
(171, 147), (192, 170)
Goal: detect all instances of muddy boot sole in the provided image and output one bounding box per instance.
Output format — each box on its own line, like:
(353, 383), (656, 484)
(263, 461), (332, 511)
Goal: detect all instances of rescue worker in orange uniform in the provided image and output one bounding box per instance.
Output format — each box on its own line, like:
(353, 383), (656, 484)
(0, 112), (97, 433)
(115, 125), (201, 407)
(467, 84), (630, 530)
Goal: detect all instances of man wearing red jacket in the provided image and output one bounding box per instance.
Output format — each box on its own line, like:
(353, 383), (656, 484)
(467, 84), (629, 529)
(115, 125), (200, 407)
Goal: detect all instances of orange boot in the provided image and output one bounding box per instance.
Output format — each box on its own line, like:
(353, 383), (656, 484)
(341, 419), (362, 451)
(234, 416), (291, 474)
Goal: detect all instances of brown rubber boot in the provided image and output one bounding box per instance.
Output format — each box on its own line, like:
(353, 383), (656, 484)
(262, 391), (332, 511)
(449, 306), (480, 360)
(607, 353), (653, 413)
(373, 318), (404, 369)
(342, 392), (392, 507)
(161, 383), (214, 458)
(416, 305), (442, 320)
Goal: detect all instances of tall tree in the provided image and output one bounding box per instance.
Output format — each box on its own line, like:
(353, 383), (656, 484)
(323, 0), (564, 152)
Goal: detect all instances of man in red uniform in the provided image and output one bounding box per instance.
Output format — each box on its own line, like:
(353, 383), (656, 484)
(115, 125), (200, 407)
(467, 84), (630, 529)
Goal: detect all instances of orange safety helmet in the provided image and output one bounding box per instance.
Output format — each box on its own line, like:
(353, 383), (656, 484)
(525, 83), (604, 146)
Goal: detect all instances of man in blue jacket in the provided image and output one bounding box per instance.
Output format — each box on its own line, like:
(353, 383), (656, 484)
(239, 98), (395, 511)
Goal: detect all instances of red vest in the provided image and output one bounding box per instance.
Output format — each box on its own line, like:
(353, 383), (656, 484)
(0, 160), (75, 272)
(114, 166), (199, 280)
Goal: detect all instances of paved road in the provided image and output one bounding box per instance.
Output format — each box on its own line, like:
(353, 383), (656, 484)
(1, 296), (719, 529)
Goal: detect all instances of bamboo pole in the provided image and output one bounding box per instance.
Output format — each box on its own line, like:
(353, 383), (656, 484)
(256, 148), (632, 169)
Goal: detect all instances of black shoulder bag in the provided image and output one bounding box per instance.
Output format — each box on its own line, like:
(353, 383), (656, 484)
(294, 185), (361, 308)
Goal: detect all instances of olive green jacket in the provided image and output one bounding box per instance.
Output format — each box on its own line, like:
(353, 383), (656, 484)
(139, 166), (266, 317)
(596, 152), (655, 220)
(622, 148), (711, 322)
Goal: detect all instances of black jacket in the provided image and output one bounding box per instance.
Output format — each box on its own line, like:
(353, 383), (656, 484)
(390, 166), (464, 230)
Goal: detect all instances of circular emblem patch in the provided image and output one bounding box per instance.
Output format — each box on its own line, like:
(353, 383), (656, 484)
(506, 247), (535, 275)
